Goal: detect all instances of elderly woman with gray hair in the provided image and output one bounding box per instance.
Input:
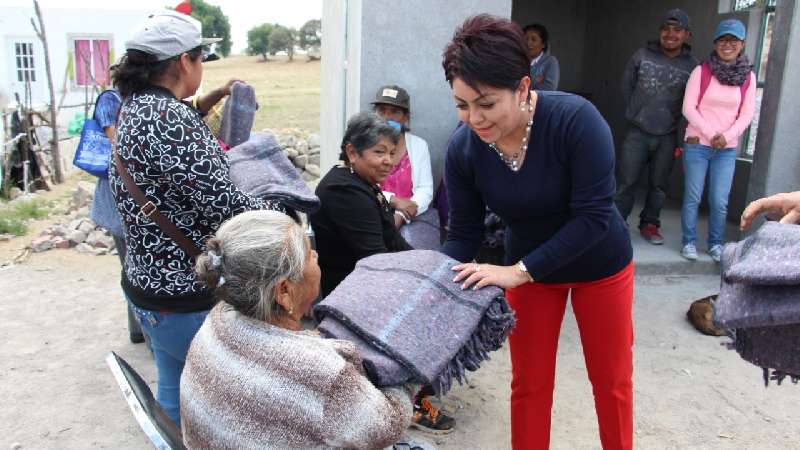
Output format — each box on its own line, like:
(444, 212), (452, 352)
(180, 210), (416, 449)
(311, 111), (412, 298)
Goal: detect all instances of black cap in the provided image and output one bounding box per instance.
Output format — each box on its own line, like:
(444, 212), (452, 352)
(370, 85), (410, 111)
(662, 8), (690, 30)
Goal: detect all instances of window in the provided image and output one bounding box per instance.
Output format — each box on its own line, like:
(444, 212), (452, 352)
(15, 42), (36, 83)
(733, 0), (776, 11)
(74, 38), (110, 86)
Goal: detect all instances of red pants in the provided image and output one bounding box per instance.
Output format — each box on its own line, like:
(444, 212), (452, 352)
(506, 262), (634, 450)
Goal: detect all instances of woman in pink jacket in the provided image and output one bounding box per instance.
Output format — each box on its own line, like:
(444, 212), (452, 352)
(680, 19), (756, 262)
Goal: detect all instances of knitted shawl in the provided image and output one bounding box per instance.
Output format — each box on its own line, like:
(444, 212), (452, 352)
(227, 131), (321, 214)
(714, 222), (800, 385)
(180, 303), (414, 449)
(399, 209), (441, 250)
(218, 81), (257, 148)
(315, 250), (516, 395)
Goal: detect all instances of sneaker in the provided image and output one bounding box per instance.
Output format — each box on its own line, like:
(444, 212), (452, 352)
(640, 224), (664, 245)
(708, 244), (723, 263)
(681, 243), (698, 261)
(411, 396), (455, 434)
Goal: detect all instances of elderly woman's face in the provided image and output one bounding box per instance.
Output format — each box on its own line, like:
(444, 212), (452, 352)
(346, 137), (396, 185)
(452, 77), (529, 145)
(525, 30), (545, 59)
(292, 237), (320, 317)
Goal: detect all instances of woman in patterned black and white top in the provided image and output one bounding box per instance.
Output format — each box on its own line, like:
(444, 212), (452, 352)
(108, 11), (284, 427)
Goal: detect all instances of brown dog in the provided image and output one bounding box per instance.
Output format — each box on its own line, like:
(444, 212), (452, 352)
(687, 295), (728, 336)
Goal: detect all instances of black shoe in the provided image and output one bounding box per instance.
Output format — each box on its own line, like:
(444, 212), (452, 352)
(411, 396), (455, 434)
(129, 332), (145, 344)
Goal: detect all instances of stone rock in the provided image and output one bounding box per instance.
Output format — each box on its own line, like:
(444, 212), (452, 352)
(286, 148), (299, 159)
(309, 146), (320, 155)
(31, 236), (54, 253)
(296, 140), (310, 155)
(282, 135), (297, 148)
(71, 181), (95, 210)
(301, 171), (317, 182)
(93, 247), (110, 256)
(77, 219), (96, 234)
(306, 179), (320, 191)
(308, 154), (320, 166)
(66, 229), (88, 244)
(68, 219), (83, 231)
(307, 133), (320, 148)
(294, 154), (308, 169)
(305, 164), (321, 177)
(53, 237), (70, 249)
(75, 206), (91, 219)
(9, 187), (23, 200)
(76, 243), (94, 254)
(86, 230), (110, 248)
(0, 234), (12, 242)
(50, 225), (69, 237)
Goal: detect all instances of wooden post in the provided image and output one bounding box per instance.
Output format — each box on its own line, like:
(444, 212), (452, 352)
(31, 0), (64, 184)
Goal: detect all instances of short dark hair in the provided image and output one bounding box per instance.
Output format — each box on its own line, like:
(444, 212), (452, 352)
(339, 111), (401, 162)
(113, 46), (203, 98)
(442, 14), (530, 93)
(522, 23), (550, 51)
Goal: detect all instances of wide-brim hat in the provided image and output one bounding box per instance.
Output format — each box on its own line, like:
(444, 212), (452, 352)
(126, 10), (222, 61)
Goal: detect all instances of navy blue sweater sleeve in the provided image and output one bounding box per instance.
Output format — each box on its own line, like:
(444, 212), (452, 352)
(521, 103), (616, 280)
(441, 126), (485, 262)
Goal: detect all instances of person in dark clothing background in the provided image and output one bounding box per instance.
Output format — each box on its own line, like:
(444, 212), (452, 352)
(614, 9), (698, 245)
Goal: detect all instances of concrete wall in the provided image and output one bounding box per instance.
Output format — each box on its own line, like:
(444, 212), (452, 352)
(745, 0), (800, 224)
(321, 0), (513, 185)
(511, 0), (590, 94)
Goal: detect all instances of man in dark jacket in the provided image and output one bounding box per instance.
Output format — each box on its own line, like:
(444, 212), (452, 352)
(615, 9), (698, 244)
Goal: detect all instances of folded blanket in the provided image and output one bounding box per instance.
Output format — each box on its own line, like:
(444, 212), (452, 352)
(315, 250), (515, 395)
(400, 209), (441, 250)
(714, 222), (800, 385)
(219, 81), (257, 148)
(227, 132), (321, 214)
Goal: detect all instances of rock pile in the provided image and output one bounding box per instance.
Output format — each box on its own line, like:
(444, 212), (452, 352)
(30, 182), (117, 256)
(269, 129), (322, 189)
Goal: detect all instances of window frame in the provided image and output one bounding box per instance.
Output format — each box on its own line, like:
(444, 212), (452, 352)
(68, 34), (114, 89)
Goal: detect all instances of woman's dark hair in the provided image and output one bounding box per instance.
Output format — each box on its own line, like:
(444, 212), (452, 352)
(442, 14), (530, 93)
(523, 23), (550, 51)
(339, 111), (401, 163)
(113, 46), (203, 98)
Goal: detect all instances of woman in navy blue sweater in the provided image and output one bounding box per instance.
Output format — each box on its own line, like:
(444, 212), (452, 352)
(441, 15), (634, 450)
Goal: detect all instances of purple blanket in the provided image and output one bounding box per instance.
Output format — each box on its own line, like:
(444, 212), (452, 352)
(219, 81), (257, 148)
(315, 250), (515, 394)
(713, 222), (800, 385)
(400, 209), (441, 250)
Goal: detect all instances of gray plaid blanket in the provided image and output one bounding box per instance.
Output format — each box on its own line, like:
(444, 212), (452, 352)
(314, 250), (515, 395)
(219, 81), (257, 148)
(714, 222), (800, 385)
(227, 132), (321, 214)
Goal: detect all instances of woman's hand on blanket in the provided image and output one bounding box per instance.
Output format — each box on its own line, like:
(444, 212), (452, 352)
(741, 191), (800, 230)
(452, 263), (530, 290)
(217, 78), (245, 96)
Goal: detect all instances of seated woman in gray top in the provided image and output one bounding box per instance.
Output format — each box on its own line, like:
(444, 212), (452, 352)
(181, 210), (417, 449)
(524, 23), (560, 90)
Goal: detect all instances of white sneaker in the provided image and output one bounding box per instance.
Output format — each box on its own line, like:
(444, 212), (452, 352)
(681, 243), (698, 261)
(708, 244), (723, 263)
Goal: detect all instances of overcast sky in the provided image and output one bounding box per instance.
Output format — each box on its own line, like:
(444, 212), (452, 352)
(0, 0), (323, 53)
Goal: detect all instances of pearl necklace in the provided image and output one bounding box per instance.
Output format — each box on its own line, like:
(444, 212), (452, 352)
(489, 102), (534, 172)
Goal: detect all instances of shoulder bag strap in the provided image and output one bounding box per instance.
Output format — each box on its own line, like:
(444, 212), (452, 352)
(112, 151), (202, 259)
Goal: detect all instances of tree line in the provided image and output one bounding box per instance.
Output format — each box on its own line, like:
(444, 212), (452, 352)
(179, 0), (321, 61)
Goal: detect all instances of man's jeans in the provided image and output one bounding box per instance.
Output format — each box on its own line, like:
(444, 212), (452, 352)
(614, 127), (676, 228)
(681, 143), (737, 248)
(130, 304), (209, 428)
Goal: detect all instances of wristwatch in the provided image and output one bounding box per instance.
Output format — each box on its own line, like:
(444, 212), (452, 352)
(517, 260), (534, 282)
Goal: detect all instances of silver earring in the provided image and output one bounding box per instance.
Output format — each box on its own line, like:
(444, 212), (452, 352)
(519, 101), (526, 111)
(349, 164), (354, 174)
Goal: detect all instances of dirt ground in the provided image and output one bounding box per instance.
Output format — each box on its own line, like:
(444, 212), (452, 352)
(201, 55), (321, 133)
(1, 180), (799, 449)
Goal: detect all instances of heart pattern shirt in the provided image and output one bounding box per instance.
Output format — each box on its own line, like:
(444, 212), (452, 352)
(109, 86), (283, 307)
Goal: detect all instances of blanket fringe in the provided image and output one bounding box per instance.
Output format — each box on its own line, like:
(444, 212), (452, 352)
(723, 329), (800, 387)
(433, 297), (516, 395)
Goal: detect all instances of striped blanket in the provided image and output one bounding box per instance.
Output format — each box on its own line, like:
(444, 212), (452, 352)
(315, 250), (515, 394)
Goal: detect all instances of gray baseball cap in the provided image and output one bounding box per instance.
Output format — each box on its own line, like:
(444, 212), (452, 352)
(125, 10), (222, 61)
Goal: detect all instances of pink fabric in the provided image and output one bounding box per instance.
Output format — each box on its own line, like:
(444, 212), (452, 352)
(74, 40), (91, 85)
(683, 65), (757, 148)
(380, 152), (414, 199)
(92, 40), (110, 85)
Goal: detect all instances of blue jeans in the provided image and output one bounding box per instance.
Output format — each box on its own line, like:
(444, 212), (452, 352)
(681, 144), (737, 247)
(130, 304), (209, 428)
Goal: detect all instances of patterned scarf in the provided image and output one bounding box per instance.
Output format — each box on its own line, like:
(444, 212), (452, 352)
(709, 51), (753, 86)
